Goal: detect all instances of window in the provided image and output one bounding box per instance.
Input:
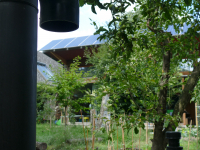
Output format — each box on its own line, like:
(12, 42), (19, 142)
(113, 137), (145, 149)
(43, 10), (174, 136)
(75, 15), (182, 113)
(37, 62), (53, 80)
(78, 66), (95, 77)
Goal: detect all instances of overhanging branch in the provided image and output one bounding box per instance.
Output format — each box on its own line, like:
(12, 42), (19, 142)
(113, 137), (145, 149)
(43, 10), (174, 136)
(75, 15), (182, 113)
(173, 62), (200, 117)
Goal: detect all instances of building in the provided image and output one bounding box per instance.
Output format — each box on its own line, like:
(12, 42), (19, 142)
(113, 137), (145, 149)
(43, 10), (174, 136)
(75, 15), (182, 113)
(37, 51), (61, 83)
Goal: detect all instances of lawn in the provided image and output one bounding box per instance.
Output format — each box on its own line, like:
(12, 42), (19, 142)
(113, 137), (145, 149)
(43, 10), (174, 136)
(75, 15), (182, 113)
(36, 123), (199, 150)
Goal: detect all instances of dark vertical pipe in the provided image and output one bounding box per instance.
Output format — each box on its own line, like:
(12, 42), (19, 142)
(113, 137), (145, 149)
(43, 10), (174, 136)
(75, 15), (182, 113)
(0, 0), (37, 149)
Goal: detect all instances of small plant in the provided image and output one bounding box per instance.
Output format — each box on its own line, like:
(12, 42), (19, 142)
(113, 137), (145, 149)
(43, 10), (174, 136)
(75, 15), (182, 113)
(179, 127), (197, 138)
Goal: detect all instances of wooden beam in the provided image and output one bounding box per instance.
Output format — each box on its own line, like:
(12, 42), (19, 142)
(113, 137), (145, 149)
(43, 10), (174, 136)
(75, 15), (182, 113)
(50, 52), (67, 66)
(196, 103), (198, 126)
(182, 77), (185, 90)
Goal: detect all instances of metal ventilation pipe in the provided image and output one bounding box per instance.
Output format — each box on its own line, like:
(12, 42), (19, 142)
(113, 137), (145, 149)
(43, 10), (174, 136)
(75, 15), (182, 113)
(0, 0), (37, 149)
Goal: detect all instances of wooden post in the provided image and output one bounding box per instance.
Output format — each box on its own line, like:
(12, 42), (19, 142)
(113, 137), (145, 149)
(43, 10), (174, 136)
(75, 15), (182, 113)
(197, 119), (199, 150)
(110, 122), (114, 150)
(50, 99), (52, 128)
(61, 111), (62, 123)
(117, 125), (118, 150)
(87, 129), (88, 149)
(107, 122), (110, 150)
(195, 102), (199, 149)
(109, 123), (112, 150)
(182, 77), (185, 90)
(122, 113), (126, 150)
(92, 109), (95, 150)
(139, 127), (141, 150)
(112, 116), (114, 150)
(153, 123), (154, 134)
(196, 103), (198, 127)
(187, 120), (192, 150)
(132, 124), (133, 150)
(121, 122), (124, 150)
(146, 116), (148, 150)
(65, 106), (67, 126)
(121, 115), (126, 150)
(139, 114), (141, 150)
(81, 110), (88, 150)
(183, 110), (187, 125)
(50, 116), (51, 129)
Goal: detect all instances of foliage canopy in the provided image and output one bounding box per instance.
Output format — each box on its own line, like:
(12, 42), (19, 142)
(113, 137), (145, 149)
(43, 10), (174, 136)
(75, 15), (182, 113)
(82, 0), (200, 149)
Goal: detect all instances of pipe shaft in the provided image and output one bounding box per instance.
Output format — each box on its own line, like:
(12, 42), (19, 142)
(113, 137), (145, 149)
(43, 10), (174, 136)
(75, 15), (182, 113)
(0, 1), (37, 149)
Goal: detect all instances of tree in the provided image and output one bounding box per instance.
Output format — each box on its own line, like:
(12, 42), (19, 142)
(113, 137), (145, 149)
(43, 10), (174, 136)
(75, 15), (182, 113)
(81, 0), (200, 149)
(37, 83), (57, 128)
(51, 56), (89, 126)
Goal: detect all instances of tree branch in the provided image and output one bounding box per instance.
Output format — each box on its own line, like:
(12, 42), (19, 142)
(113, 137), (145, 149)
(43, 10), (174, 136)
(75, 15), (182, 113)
(173, 62), (200, 117)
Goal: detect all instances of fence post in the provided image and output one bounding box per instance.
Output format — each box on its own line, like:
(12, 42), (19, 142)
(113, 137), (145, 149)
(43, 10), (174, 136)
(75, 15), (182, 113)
(166, 131), (183, 150)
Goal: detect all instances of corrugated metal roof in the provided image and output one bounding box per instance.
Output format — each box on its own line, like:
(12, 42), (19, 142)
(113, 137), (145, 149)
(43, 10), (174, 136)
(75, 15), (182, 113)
(40, 24), (193, 51)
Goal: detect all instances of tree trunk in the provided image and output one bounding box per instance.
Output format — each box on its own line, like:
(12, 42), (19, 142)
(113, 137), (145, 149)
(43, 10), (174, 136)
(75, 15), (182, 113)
(97, 94), (110, 129)
(152, 122), (166, 150)
(152, 50), (170, 150)
(163, 61), (200, 147)
(152, 52), (200, 149)
(173, 63), (200, 117)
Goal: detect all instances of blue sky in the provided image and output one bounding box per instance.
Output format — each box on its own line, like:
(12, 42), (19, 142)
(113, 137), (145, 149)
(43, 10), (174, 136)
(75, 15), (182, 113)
(37, 0), (112, 50)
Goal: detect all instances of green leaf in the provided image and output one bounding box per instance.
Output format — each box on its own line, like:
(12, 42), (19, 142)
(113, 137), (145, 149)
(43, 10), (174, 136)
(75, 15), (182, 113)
(91, 4), (97, 14)
(96, 1), (106, 9)
(184, 0), (192, 6)
(79, 0), (85, 7)
(134, 127), (139, 134)
(164, 9), (172, 21)
(108, 18), (121, 27)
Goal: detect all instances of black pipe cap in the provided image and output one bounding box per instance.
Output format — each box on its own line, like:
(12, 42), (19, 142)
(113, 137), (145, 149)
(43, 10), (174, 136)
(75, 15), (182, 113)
(166, 131), (181, 139)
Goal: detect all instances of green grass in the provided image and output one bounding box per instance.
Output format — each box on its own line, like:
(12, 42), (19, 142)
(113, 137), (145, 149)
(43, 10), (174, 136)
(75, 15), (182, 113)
(36, 123), (199, 150)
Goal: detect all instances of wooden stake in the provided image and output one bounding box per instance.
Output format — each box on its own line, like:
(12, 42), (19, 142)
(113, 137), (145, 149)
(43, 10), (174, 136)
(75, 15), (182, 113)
(196, 103), (198, 127)
(124, 114), (126, 150)
(81, 110), (88, 150)
(112, 115), (115, 150)
(139, 127), (141, 150)
(49, 99), (51, 129)
(87, 129), (88, 149)
(139, 114), (141, 150)
(122, 115), (125, 150)
(187, 120), (192, 150)
(132, 124), (133, 150)
(65, 106), (67, 127)
(153, 115), (155, 134)
(110, 122), (114, 150)
(146, 115), (148, 150)
(107, 122), (110, 150)
(117, 125), (118, 150)
(61, 110), (62, 123)
(121, 122), (124, 150)
(109, 123), (113, 150)
(153, 123), (154, 134)
(92, 109), (95, 150)
(197, 119), (199, 150)
(195, 102), (198, 149)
